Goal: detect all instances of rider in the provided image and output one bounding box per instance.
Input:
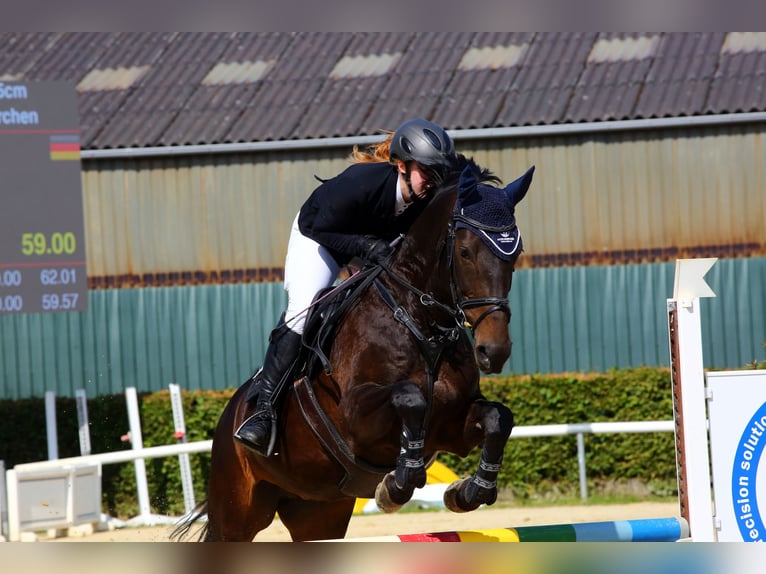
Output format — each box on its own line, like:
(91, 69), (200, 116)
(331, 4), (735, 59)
(234, 118), (457, 456)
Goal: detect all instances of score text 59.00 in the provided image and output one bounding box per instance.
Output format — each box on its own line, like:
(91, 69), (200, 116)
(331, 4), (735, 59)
(21, 232), (77, 256)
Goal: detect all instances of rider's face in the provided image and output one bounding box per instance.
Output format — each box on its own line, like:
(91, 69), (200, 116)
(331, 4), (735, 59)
(398, 161), (436, 202)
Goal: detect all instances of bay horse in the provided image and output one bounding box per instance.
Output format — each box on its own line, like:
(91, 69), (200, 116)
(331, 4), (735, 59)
(172, 155), (534, 541)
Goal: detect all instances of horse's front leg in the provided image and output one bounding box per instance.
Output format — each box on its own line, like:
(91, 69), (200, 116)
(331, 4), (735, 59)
(374, 380), (427, 513)
(444, 399), (514, 512)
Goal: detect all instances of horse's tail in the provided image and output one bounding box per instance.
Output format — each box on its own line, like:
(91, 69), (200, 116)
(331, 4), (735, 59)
(169, 499), (210, 542)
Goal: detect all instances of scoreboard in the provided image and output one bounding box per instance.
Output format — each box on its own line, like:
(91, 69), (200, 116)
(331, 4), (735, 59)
(0, 81), (88, 314)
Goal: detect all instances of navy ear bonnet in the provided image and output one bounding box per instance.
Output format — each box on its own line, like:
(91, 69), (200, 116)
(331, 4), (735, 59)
(454, 162), (535, 261)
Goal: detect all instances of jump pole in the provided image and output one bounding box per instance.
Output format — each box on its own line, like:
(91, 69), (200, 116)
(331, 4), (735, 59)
(75, 388), (92, 456)
(45, 390), (58, 460)
(322, 516), (689, 542)
(169, 383), (196, 515)
(667, 258), (717, 542)
(124, 386), (176, 527)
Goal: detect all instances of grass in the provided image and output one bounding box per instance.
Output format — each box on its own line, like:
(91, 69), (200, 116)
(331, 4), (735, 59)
(393, 486), (678, 515)
(493, 491), (678, 509)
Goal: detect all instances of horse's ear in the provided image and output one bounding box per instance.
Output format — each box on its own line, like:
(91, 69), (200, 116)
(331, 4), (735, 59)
(505, 165), (535, 206)
(458, 162), (482, 205)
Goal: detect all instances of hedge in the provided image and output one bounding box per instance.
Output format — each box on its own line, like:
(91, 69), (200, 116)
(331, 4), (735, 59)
(0, 366), (730, 518)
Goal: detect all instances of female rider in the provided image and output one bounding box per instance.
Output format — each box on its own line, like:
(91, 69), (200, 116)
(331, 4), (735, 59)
(235, 118), (457, 456)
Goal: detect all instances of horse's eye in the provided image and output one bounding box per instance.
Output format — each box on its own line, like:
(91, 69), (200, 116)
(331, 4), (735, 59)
(459, 246), (471, 260)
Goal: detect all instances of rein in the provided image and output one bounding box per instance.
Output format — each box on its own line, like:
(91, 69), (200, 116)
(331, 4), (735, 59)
(370, 210), (516, 434)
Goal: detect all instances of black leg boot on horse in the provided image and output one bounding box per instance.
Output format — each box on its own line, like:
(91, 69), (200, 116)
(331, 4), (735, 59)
(234, 327), (303, 456)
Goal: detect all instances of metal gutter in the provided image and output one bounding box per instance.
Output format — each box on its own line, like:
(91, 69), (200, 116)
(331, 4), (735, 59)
(80, 112), (766, 160)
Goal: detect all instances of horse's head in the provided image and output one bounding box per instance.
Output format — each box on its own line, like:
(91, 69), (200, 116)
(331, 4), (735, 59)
(448, 160), (535, 373)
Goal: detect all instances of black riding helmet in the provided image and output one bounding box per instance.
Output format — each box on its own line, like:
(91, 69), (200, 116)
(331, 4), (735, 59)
(390, 118), (455, 186)
(390, 118), (454, 166)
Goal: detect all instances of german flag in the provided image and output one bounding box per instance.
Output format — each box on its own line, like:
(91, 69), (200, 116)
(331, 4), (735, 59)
(50, 134), (80, 160)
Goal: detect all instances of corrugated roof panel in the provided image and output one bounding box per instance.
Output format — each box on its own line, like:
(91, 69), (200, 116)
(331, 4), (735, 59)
(78, 91), (134, 148)
(138, 33), (229, 90)
(300, 33), (413, 138)
(635, 33), (725, 118)
(222, 80), (306, 142)
(228, 33), (355, 142)
(587, 34), (660, 63)
(85, 33), (179, 148)
(721, 32), (766, 54)
(362, 32), (473, 133)
(25, 32), (114, 81)
(95, 108), (179, 149)
(434, 33), (530, 130)
(203, 59), (276, 84)
(340, 32), (416, 135)
(566, 33), (657, 122)
(458, 43), (528, 71)
(78, 65), (151, 91)
(161, 33), (294, 146)
(300, 76), (392, 138)
(707, 33), (766, 114)
(268, 32), (353, 82)
(0, 32), (60, 78)
(497, 32), (596, 126)
(330, 52), (401, 79)
(162, 85), (256, 145)
(84, 32), (175, 69)
(117, 34), (234, 148)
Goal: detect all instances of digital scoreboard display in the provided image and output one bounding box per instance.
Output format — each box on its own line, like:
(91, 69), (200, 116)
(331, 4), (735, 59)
(0, 81), (88, 314)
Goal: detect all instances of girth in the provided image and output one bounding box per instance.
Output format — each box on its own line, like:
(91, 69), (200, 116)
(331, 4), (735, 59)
(294, 376), (393, 498)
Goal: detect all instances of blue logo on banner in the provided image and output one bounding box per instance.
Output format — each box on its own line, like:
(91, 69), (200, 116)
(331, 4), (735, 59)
(732, 402), (766, 541)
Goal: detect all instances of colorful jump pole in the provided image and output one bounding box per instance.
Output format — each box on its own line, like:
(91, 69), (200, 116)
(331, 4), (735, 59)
(324, 516), (689, 542)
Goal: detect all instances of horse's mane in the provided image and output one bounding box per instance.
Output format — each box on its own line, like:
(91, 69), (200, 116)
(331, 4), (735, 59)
(409, 154), (502, 236)
(441, 153), (502, 190)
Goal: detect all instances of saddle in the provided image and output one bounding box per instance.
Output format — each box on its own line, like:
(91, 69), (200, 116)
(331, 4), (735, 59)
(299, 265), (383, 377)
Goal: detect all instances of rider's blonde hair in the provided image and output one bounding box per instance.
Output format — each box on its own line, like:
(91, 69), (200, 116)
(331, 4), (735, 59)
(350, 131), (394, 164)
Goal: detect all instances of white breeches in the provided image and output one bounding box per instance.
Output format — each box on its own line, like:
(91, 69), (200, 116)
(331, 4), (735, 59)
(283, 213), (341, 334)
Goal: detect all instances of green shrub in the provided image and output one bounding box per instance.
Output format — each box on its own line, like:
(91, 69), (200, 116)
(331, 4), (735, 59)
(438, 367), (677, 501)
(1, 367), (681, 518)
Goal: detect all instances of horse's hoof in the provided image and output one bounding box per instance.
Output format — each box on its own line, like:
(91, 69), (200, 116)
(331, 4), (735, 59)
(374, 475), (404, 514)
(443, 477), (483, 513)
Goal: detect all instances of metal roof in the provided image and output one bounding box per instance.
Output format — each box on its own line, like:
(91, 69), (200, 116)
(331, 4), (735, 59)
(3, 31), (766, 150)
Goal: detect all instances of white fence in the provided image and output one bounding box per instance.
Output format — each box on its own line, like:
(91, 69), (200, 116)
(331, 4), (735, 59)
(513, 420), (675, 500)
(1, 419), (674, 541)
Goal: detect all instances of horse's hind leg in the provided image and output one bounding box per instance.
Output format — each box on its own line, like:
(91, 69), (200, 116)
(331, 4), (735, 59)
(206, 455), (281, 541)
(444, 399), (514, 513)
(374, 380), (427, 513)
(277, 497), (356, 541)
(206, 391), (281, 541)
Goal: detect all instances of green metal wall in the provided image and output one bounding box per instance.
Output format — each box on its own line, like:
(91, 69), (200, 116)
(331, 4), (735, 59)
(1, 258), (763, 399)
(509, 257), (765, 374)
(0, 283), (286, 399)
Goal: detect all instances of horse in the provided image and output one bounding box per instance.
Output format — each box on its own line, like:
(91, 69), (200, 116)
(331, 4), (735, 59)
(171, 155), (535, 541)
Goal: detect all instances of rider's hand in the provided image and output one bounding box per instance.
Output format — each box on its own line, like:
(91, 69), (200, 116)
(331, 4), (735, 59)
(363, 237), (394, 264)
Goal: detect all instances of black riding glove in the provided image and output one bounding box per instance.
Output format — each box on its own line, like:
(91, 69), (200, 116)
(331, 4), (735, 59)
(362, 237), (394, 264)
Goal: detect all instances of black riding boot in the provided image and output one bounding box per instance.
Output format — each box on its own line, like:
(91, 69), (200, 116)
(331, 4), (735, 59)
(234, 327), (302, 456)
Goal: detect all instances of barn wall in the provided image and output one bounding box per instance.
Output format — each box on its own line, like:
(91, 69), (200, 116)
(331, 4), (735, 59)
(79, 123), (765, 287)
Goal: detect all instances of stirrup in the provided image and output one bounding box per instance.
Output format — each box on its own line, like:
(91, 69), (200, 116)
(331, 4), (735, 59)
(234, 410), (279, 457)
